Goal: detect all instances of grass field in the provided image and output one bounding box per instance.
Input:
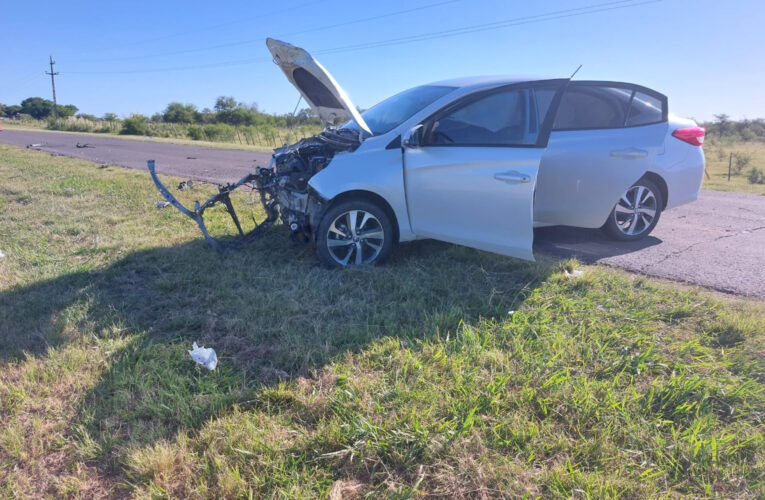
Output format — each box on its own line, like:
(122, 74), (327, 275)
(1, 144), (764, 498)
(702, 138), (765, 195)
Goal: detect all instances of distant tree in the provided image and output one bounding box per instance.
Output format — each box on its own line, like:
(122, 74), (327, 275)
(102, 112), (118, 121)
(76, 113), (97, 121)
(20, 97), (54, 119)
(714, 113), (730, 137)
(0, 103), (6, 117)
(214, 96), (238, 113)
(57, 104), (78, 118)
(5, 105), (21, 117)
(163, 102), (199, 123)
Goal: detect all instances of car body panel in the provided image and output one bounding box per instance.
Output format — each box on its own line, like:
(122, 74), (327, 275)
(404, 146), (541, 260)
(266, 38), (371, 134)
(535, 121), (667, 228)
(308, 146), (417, 241)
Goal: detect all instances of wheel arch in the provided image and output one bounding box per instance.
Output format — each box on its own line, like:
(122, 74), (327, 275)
(641, 171), (668, 209)
(324, 190), (400, 244)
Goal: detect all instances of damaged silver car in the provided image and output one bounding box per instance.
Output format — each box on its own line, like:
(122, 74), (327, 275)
(148, 38), (705, 267)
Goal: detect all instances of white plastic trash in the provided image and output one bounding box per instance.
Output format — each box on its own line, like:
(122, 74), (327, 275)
(0, 249), (5, 259)
(188, 342), (218, 370)
(564, 269), (584, 279)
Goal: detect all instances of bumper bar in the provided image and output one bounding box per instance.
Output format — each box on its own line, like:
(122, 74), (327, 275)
(147, 160), (278, 252)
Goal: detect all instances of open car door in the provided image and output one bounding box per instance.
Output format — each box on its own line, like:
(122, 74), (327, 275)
(403, 81), (564, 261)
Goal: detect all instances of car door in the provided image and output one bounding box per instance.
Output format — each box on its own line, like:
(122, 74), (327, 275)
(403, 82), (564, 261)
(534, 82), (668, 228)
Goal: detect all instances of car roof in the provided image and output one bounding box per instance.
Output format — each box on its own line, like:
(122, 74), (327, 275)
(427, 75), (559, 90)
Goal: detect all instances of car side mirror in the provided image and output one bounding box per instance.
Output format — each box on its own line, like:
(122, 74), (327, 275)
(402, 124), (423, 148)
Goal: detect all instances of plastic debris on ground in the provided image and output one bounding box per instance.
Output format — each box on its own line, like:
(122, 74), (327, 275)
(188, 342), (218, 370)
(0, 249), (5, 259)
(565, 269), (585, 279)
(155, 201), (170, 209)
(177, 180), (194, 191)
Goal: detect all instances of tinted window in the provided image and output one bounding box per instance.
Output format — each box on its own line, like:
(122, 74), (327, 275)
(428, 87), (544, 146)
(626, 91), (663, 126)
(553, 86), (632, 130)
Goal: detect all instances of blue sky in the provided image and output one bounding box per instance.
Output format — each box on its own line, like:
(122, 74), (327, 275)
(1, 0), (762, 121)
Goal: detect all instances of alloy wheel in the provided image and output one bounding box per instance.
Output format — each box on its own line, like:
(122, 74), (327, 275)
(613, 185), (658, 236)
(325, 209), (385, 266)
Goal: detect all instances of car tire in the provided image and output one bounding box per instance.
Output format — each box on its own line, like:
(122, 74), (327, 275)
(602, 178), (663, 241)
(315, 199), (395, 268)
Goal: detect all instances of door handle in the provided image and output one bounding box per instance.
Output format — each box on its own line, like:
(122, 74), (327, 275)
(610, 147), (648, 159)
(494, 171), (531, 183)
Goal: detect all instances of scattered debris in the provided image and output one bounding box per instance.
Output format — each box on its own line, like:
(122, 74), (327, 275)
(75, 142), (94, 148)
(155, 201), (170, 208)
(508, 310), (515, 316)
(188, 342), (218, 370)
(26, 143), (44, 148)
(177, 180), (194, 191)
(99, 164), (109, 169)
(0, 249), (5, 260)
(186, 156), (197, 160)
(565, 269), (585, 279)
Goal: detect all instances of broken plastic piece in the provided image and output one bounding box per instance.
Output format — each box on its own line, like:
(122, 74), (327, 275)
(155, 201), (170, 209)
(177, 180), (194, 191)
(0, 249), (5, 259)
(565, 269), (584, 279)
(188, 342), (217, 370)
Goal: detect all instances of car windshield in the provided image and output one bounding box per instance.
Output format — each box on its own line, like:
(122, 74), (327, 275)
(344, 85), (456, 136)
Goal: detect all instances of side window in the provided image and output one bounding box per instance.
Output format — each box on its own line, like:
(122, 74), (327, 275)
(626, 91), (663, 126)
(427, 87), (541, 146)
(553, 86), (632, 130)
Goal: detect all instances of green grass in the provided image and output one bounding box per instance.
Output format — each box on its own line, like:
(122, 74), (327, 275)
(702, 138), (765, 195)
(0, 144), (763, 498)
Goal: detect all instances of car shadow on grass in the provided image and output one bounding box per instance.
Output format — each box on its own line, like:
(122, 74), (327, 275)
(0, 233), (564, 481)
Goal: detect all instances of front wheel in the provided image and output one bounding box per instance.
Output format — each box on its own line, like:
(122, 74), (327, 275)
(602, 178), (663, 241)
(315, 199), (395, 268)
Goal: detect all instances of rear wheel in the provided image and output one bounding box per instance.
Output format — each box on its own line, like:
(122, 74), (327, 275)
(602, 178), (663, 241)
(315, 199), (395, 268)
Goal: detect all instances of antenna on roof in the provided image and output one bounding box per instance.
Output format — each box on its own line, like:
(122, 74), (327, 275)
(569, 64), (583, 80)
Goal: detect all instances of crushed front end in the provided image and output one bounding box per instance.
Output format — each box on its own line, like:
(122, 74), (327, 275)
(147, 128), (362, 252)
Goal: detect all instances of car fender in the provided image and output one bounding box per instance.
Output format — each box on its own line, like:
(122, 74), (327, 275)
(308, 146), (417, 241)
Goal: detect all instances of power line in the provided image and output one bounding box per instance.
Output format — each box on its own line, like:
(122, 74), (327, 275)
(62, 0), (659, 76)
(96, 0), (328, 50)
(75, 0), (465, 63)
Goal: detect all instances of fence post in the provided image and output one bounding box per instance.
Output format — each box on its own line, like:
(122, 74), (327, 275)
(728, 152), (733, 181)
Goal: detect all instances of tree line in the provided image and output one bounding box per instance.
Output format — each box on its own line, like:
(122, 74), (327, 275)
(0, 96), (321, 128)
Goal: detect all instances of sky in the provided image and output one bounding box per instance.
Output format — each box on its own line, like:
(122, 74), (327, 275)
(1, 0), (763, 122)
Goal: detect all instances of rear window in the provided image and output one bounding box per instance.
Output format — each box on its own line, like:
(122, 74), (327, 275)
(625, 91), (663, 126)
(553, 86), (632, 130)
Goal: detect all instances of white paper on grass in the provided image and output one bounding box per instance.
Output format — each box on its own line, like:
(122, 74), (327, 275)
(188, 342), (218, 370)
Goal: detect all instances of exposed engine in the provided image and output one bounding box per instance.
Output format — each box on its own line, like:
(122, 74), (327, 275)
(146, 127), (363, 253)
(263, 127), (362, 243)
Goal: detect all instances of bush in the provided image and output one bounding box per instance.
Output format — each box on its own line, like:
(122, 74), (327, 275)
(731, 152), (752, 174)
(187, 124), (204, 141)
(202, 123), (236, 142)
(748, 167), (765, 184)
(120, 114), (149, 135)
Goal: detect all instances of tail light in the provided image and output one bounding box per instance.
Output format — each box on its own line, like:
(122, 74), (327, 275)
(672, 127), (705, 146)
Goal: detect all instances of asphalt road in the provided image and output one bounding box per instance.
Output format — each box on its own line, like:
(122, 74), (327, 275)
(2, 129), (764, 298)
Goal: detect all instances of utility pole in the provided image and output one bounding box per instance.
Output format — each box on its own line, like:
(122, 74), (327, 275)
(45, 55), (59, 119)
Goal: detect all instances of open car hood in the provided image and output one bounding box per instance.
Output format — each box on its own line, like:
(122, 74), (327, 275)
(266, 38), (371, 135)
